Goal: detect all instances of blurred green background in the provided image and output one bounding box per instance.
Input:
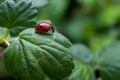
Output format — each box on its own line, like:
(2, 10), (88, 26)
(1, 0), (120, 79)
(36, 0), (120, 52)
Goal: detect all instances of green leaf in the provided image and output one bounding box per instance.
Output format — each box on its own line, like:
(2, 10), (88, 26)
(70, 44), (93, 64)
(98, 5), (120, 26)
(37, 0), (70, 23)
(28, 0), (48, 8)
(0, 0), (4, 3)
(67, 44), (94, 80)
(0, 0), (37, 28)
(0, 26), (24, 39)
(66, 61), (95, 80)
(95, 41), (120, 80)
(0, 27), (10, 39)
(14, 0), (48, 8)
(76, 0), (96, 7)
(90, 35), (115, 53)
(3, 28), (74, 80)
(66, 15), (95, 42)
(10, 27), (26, 37)
(0, 27), (6, 37)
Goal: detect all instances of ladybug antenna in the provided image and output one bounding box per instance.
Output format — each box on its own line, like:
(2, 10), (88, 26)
(51, 26), (54, 33)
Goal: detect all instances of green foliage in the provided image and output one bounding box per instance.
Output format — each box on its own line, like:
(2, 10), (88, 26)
(98, 5), (120, 26)
(0, 0), (74, 80)
(67, 44), (95, 80)
(76, 0), (96, 7)
(0, 27), (6, 37)
(14, 0), (49, 8)
(28, 0), (48, 8)
(3, 29), (74, 80)
(69, 44), (93, 64)
(95, 41), (120, 80)
(66, 16), (95, 42)
(68, 41), (120, 80)
(1, 0), (120, 80)
(10, 27), (26, 37)
(0, 0), (37, 28)
(38, 0), (120, 48)
(37, 0), (69, 23)
(0, 27), (10, 39)
(67, 61), (95, 80)
(0, 0), (4, 3)
(90, 35), (115, 52)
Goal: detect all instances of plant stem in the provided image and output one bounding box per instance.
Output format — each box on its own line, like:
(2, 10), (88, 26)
(0, 29), (10, 40)
(3, 39), (10, 46)
(0, 29), (10, 46)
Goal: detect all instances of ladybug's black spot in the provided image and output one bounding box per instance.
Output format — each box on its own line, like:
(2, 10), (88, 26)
(40, 26), (43, 29)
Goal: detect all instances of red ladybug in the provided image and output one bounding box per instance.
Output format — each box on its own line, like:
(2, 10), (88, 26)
(35, 22), (54, 34)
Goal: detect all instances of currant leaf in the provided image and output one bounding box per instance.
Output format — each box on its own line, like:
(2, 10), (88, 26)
(66, 44), (95, 80)
(95, 41), (120, 80)
(0, 0), (37, 28)
(28, 0), (48, 8)
(3, 28), (74, 80)
(69, 44), (93, 64)
(66, 61), (95, 80)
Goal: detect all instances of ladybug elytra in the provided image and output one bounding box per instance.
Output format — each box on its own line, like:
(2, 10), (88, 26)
(35, 22), (54, 34)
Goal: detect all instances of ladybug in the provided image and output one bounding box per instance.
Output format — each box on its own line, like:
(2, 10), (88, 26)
(35, 22), (54, 34)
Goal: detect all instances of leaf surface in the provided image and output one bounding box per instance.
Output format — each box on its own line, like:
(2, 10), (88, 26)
(0, 0), (37, 28)
(95, 41), (120, 80)
(66, 61), (95, 80)
(70, 44), (93, 64)
(4, 28), (74, 80)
